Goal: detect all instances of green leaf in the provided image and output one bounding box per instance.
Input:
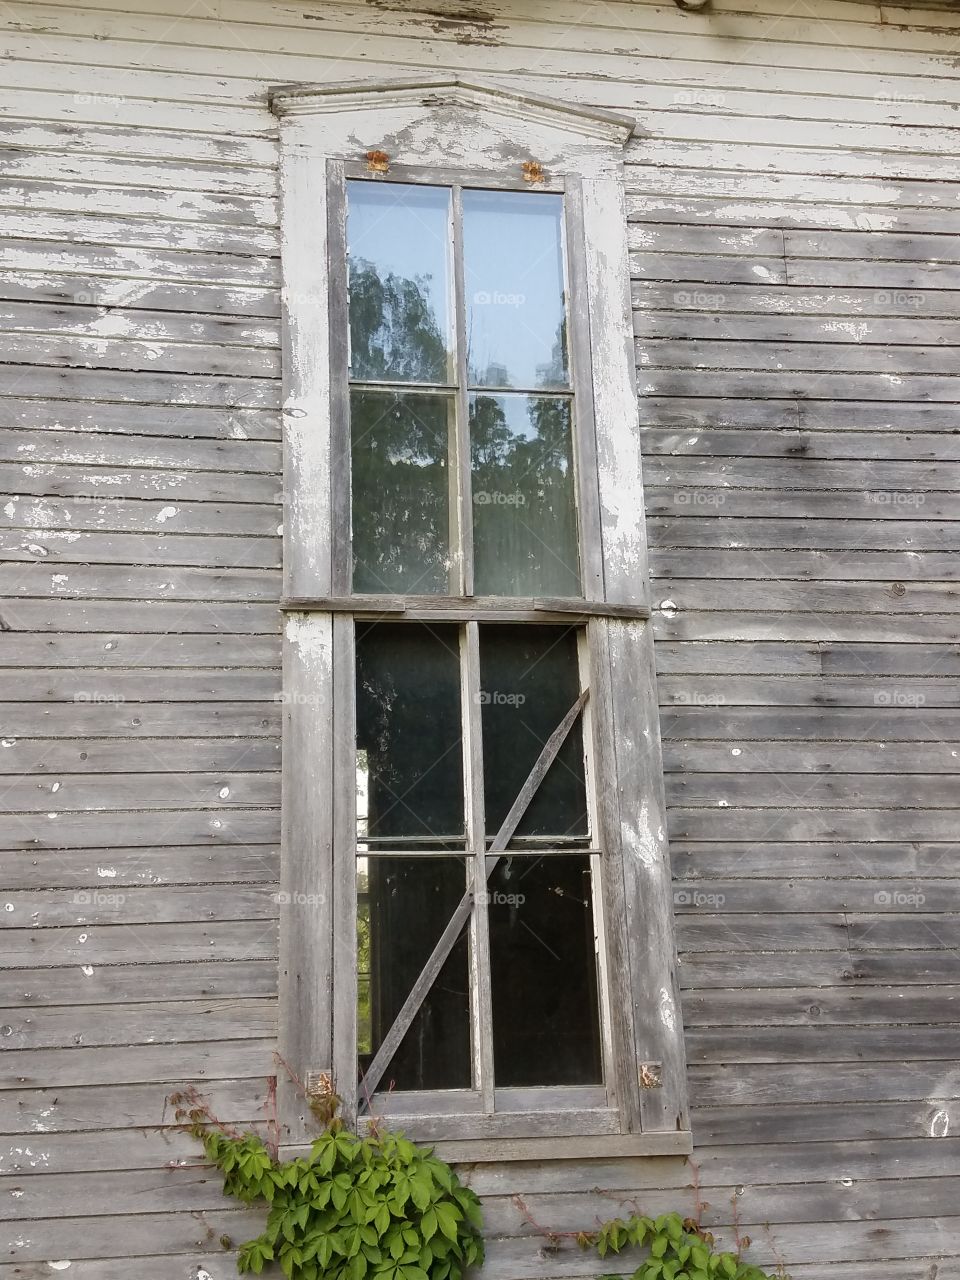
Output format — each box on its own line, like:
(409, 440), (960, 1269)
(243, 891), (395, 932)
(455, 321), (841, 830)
(421, 1208), (438, 1243)
(434, 1202), (461, 1243)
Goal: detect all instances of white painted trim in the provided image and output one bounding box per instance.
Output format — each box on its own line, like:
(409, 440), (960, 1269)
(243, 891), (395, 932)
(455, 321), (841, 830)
(269, 75), (635, 144)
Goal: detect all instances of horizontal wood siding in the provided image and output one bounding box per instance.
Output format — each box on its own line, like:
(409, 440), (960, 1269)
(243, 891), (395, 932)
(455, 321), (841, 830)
(0, 0), (957, 1276)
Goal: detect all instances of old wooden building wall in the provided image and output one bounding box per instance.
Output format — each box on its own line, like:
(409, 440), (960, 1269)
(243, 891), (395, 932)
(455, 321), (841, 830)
(2, 0), (959, 1275)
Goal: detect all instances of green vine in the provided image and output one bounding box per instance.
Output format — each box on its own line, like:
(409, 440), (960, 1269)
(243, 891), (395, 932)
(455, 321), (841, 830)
(171, 1084), (785, 1280)
(170, 1090), (483, 1280)
(578, 1212), (786, 1280)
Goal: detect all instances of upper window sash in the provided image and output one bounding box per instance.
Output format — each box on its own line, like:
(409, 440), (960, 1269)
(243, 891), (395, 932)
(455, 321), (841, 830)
(328, 164), (603, 603)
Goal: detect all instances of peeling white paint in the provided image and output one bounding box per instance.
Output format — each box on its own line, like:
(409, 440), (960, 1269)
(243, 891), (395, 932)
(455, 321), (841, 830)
(658, 986), (677, 1033)
(50, 1264), (73, 1272)
(96, 866), (116, 878)
(155, 505), (178, 524)
(929, 1108), (950, 1138)
(81, 965), (94, 976)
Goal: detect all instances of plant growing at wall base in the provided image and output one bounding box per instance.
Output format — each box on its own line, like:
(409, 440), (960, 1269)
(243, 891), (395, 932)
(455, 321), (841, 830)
(172, 1093), (483, 1280)
(579, 1212), (786, 1280)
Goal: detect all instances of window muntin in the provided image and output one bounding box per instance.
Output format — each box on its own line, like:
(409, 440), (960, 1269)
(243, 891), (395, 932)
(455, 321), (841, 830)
(353, 620), (605, 1100)
(345, 177), (580, 599)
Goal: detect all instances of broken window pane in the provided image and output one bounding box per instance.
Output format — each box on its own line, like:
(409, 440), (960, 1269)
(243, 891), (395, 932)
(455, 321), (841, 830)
(347, 180), (453, 384)
(355, 623), (464, 843)
(479, 625), (588, 840)
(488, 853), (603, 1086)
(358, 856), (472, 1091)
(351, 389), (453, 594)
(470, 392), (580, 597)
(462, 189), (569, 390)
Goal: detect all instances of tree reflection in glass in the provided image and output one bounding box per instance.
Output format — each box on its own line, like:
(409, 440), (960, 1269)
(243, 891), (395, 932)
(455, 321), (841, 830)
(347, 182), (453, 384)
(351, 390), (452, 594)
(470, 392), (579, 597)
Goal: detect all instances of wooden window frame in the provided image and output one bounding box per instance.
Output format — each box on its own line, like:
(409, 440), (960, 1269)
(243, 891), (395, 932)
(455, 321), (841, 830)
(270, 76), (690, 1161)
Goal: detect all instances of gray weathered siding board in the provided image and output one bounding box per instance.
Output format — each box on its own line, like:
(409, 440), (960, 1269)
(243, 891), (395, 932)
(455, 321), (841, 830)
(2, 0), (959, 1274)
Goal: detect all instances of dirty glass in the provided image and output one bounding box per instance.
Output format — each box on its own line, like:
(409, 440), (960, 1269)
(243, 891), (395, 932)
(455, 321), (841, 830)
(351, 389), (453, 594)
(358, 855), (471, 1091)
(355, 622), (464, 844)
(478, 625), (588, 840)
(347, 181), (453, 384)
(470, 392), (579, 597)
(462, 189), (569, 390)
(488, 853), (602, 1086)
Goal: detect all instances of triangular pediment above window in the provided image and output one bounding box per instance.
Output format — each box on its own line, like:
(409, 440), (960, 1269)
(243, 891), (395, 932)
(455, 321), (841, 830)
(268, 75), (635, 171)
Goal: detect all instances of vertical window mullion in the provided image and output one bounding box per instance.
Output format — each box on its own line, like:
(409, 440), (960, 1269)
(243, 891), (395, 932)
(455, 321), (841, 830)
(462, 620), (495, 1109)
(451, 184), (475, 596)
(563, 176), (604, 603)
(578, 626), (617, 1113)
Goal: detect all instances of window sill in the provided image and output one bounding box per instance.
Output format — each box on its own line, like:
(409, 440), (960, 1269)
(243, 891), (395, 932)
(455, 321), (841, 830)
(433, 1130), (693, 1164)
(282, 1129), (691, 1165)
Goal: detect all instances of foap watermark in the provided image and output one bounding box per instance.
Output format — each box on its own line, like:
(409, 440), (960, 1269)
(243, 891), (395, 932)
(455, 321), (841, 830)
(674, 888), (726, 908)
(473, 290), (526, 308)
(73, 492), (125, 509)
(476, 690), (526, 707)
(73, 691), (125, 704)
(874, 888), (926, 909)
(74, 93), (124, 106)
(673, 491), (725, 508)
(875, 291), (926, 311)
(864, 491), (925, 508)
(673, 690), (726, 707)
(673, 290), (725, 309)
(273, 691), (322, 707)
(673, 89), (726, 109)
(874, 91), (926, 104)
(474, 490), (526, 507)
(273, 890), (327, 907)
(477, 890), (525, 907)
(73, 890), (126, 907)
(873, 689), (926, 708)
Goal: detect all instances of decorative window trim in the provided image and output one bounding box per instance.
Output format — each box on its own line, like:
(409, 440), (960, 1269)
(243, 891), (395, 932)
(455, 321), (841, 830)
(270, 76), (690, 1160)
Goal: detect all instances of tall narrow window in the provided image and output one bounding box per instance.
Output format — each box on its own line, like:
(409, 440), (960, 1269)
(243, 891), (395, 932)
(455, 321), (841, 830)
(274, 77), (690, 1155)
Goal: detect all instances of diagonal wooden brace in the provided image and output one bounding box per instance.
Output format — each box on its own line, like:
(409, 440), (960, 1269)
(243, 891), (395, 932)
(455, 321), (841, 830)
(358, 688), (589, 1107)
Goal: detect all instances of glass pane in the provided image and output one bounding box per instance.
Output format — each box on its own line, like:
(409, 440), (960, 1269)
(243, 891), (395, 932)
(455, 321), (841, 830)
(355, 623), (464, 843)
(358, 856), (471, 1091)
(479, 625), (588, 839)
(470, 392), (580, 597)
(463, 189), (569, 390)
(351, 389), (452, 594)
(488, 854), (603, 1086)
(347, 180), (453, 383)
